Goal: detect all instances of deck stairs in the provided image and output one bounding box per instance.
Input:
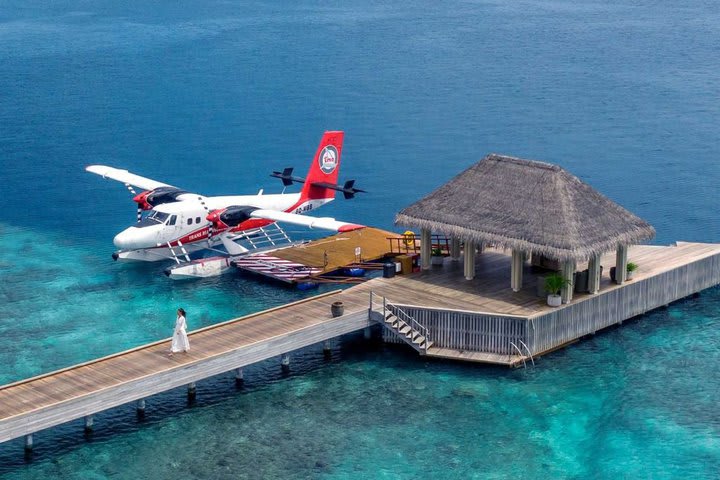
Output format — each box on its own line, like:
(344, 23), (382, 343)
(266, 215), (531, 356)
(371, 292), (433, 354)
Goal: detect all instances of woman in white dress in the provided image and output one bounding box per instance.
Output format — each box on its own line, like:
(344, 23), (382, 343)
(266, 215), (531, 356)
(170, 308), (190, 355)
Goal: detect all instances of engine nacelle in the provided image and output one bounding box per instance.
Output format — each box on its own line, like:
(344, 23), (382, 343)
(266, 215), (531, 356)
(133, 187), (188, 210)
(206, 206), (258, 230)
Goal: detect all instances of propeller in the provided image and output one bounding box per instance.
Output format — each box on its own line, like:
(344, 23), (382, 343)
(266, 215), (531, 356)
(124, 183), (142, 222)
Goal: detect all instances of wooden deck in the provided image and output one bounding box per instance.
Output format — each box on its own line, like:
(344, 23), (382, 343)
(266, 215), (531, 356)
(2, 239), (719, 447)
(274, 227), (399, 273)
(362, 242), (720, 317)
(233, 227), (400, 282)
(366, 242), (720, 364)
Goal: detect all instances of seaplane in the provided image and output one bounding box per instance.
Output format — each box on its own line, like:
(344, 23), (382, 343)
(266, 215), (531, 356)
(86, 131), (366, 278)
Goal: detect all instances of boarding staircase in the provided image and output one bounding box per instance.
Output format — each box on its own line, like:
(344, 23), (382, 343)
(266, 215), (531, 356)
(370, 292), (433, 354)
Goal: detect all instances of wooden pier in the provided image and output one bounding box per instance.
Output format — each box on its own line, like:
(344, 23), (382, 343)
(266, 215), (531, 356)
(0, 290), (372, 447)
(2, 239), (720, 450)
(232, 227), (399, 283)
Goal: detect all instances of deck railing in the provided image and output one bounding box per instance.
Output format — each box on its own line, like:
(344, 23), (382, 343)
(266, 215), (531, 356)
(387, 234), (452, 255)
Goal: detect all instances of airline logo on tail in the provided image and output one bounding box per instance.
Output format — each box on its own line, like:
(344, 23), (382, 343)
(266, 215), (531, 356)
(319, 145), (338, 174)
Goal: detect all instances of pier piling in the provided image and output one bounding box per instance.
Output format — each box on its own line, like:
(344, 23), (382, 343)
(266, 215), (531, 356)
(323, 340), (332, 358)
(280, 353), (290, 373)
(187, 383), (197, 403)
(136, 399), (146, 418)
(234, 368), (244, 386)
(84, 415), (94, 433)
(24, 434), (33, 452)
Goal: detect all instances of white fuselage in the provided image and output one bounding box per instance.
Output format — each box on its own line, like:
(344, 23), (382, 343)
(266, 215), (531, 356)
(112, 192), (332, 261)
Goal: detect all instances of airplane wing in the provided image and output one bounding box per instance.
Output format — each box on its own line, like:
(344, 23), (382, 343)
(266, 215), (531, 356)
(250, 209), (365, 232)
(85, 165), (176, 191)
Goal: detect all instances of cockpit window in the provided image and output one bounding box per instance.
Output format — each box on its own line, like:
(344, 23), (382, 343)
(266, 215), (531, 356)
(149, 211), (169, 223)
(136, 210), (170, 228)
(167, 215), (177, 226)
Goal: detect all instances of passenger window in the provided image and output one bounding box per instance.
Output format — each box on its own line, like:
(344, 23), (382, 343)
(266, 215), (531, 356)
(187, 218), (192, 225)
(168, 215), (177, 226)
(196, 217), (201, 224)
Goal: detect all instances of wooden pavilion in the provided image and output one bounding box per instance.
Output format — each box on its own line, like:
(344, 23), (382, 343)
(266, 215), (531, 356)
(396, 154), (656, 303)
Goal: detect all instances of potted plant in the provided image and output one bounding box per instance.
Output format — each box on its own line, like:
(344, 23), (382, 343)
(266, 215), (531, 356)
(544, 273), (571, 307)
(431, 247), (444, 266)
(626, 262), (638, 280)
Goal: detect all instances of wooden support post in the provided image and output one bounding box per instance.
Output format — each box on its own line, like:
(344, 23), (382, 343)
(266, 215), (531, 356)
(24, 434), (33, 452)
(420, 228), (431, 271)
(561, 260), (576, 304)
(234, 368), (244, 385)
(364, 326), (372, 340)
(187, 382), (197, 403)
(463, 240), (476, 280)
(280, 353), (290, 372)
(136, 399), (146, 417)
(323, 340), (332, 358)
(450, 237), (461, 261)
(615, 245), (628, 284)
(511, 249), (524, 292)
(588, 254), (601, 294)
(84, 415), (94, 433)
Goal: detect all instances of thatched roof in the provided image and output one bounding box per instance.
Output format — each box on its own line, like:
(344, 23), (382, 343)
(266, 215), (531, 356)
(396, 154), (655, 262)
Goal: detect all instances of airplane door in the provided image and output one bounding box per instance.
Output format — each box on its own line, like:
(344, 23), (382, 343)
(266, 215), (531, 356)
(167, 214), (181, 240)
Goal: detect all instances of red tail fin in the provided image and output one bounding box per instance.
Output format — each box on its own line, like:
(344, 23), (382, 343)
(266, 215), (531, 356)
(300, 131), (344, 201)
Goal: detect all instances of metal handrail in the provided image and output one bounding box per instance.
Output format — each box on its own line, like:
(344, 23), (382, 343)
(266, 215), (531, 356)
(388, 302), (431, 352)
(509, 342), (527, 369)
(517, 339), (534, 367)
(230, 224), (292, 250)
(369, 291), (432, 353)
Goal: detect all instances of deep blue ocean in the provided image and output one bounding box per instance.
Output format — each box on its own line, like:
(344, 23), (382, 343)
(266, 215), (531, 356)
(1, 0), (719, 478)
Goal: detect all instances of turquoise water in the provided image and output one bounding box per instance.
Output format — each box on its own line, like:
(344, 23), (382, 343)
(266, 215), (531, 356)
(1, 0), (720, 477)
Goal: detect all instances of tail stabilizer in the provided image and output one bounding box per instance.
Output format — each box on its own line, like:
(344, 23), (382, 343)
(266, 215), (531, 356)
(300, 131), (344, 201)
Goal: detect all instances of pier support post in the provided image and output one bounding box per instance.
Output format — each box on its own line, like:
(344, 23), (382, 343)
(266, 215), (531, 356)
(323, 340), (332, 358)
(187, 382), (197, 403)
(450, 237), (461, 262)
(84, 415), (94, 433)
(136, 399), (146, 417)
(364, 327), (372, 340)
(464, 241), (476, 280)
(420, 228), (431, 271)
(24, 434), (33, 452)
(280, 353), (290, 372)
(615, 245), (628, 284)
(561, 260), (576, 304)
(511, 249), (524, 292)
(234, 368), (244, 386)
(588, 254), (601, 294)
